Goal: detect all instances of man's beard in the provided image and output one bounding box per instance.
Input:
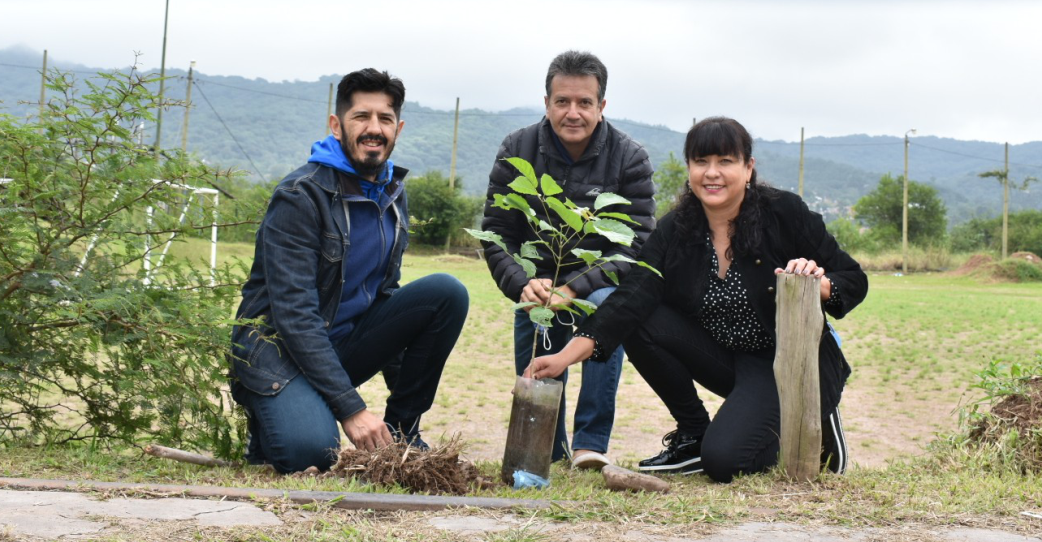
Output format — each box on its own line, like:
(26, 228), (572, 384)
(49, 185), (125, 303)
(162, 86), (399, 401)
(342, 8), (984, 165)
(341, 131), (395, 180)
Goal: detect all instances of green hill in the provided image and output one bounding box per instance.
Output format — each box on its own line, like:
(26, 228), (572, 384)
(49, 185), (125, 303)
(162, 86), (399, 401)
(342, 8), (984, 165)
(3, 46), (1040, 226)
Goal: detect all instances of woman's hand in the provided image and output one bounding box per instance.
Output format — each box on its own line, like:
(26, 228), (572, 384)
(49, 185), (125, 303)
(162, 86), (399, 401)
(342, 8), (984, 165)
(523, 336), (595, 380)
(775, 258), (831, 301)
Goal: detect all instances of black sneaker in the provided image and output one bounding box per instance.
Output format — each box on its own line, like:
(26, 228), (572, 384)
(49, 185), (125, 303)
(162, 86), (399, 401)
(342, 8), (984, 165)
(821, 406), (848, 474)
(386, 420), (429, 451)
(638, 430), (703, 474)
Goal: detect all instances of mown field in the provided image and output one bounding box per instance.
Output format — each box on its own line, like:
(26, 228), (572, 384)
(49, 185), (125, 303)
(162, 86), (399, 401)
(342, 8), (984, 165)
(4, 237), (1041, 540)
(164, 238), (1042, 470)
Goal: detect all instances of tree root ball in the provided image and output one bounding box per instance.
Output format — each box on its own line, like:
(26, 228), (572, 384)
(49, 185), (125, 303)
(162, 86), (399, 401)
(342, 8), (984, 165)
(328, 434), (493, 495)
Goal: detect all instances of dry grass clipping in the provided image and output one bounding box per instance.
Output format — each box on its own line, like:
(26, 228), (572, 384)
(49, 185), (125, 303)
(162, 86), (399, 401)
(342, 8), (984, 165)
(329, 434), (486, 495)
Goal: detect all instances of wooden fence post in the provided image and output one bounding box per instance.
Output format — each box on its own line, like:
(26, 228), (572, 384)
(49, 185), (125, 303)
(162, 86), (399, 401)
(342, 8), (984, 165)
(773, 273), (823, 481)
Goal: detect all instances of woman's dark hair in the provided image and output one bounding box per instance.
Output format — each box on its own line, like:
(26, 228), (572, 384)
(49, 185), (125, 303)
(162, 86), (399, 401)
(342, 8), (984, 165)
(335, 68), (406, 119)
(674, 116), (776, 259)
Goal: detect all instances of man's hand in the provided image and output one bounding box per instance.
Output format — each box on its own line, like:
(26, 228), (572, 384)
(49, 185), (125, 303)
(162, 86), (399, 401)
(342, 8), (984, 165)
(519, 279), (576, 312)
(341, 409), (393, 452)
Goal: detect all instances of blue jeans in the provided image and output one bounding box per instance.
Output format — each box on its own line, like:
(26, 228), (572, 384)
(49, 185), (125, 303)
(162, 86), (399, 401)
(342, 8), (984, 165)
(513, 287), (623, 461)
(238, 273), (469, 473)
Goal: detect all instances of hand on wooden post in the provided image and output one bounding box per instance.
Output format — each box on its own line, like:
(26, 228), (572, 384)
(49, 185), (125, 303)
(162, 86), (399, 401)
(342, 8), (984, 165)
(775, 258), (830, 302)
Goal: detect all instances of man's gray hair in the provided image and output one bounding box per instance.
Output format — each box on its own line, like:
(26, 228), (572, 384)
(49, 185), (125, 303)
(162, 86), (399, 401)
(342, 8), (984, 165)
(545, 50), (608, 102)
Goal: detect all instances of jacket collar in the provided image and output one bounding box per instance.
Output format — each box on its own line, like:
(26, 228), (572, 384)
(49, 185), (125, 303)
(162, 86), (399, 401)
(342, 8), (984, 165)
(337, 165), (409, 201)
(537, 116), (609, 164)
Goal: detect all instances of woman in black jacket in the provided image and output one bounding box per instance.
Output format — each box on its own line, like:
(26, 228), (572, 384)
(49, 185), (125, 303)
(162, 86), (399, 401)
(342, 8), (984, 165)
(524, 117), (868, 483)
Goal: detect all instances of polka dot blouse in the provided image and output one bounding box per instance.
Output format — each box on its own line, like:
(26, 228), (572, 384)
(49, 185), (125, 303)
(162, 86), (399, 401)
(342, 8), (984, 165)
(700, 242), (773, 352)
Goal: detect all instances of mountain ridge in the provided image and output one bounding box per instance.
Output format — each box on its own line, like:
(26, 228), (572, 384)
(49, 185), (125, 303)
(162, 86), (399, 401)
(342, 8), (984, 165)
(2, 47), (1040, 226)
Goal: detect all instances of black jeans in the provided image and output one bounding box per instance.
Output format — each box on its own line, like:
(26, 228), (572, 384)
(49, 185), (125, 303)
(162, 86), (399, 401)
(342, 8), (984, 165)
(623, 303), (782, 483)
(239, 273), (469, 473)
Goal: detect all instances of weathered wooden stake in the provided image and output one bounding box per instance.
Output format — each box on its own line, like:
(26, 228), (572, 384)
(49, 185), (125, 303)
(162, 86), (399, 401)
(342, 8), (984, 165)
(773, 274), (823, 482)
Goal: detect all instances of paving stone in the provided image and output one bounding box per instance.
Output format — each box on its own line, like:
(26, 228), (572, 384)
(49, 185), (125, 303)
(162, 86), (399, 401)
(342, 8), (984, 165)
(940, 527), (1041, 542)
(0, 489), (280, 539)
(428, 514), (519, 535)
(697, 521), (873, 541)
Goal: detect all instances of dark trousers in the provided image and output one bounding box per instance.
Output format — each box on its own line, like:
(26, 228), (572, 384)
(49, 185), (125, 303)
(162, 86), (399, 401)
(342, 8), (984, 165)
(240, 273), (469, 473)
(623, 303), (782, 483)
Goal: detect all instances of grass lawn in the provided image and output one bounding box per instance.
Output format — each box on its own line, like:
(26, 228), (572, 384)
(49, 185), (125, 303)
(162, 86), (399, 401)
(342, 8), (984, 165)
(2, 239), (1040, 540)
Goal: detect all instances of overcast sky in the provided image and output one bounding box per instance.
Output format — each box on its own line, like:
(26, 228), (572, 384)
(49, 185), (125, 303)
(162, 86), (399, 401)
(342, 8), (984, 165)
(3, 0), (1040, 144)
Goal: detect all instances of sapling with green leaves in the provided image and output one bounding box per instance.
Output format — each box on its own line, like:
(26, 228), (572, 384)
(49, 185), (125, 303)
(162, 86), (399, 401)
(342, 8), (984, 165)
(466, 157), (659, 362)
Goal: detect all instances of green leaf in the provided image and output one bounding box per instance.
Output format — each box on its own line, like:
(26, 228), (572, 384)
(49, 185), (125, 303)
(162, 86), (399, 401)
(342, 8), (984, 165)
(604, 269), (619, 285)
(570, 248), (602, 267)
(512, 254), (537, 278)
(529, 306), (554, 328)
(505, 157), (538, 187)
(591, 218), (636, 246)
(594, 192), (631, 210)
(511, 301), (538, 311)
(596, 211), (640, 225)
(464, 228), (508, 253)
(635, 260), (663, 277)
(520, 241), (542, 260)
(546, 197), (584, 232)
(537, 220), (554, 231)
(507, 176), (539, 196)
(540, 174), (563, 196)
(571, 298), (598, 316)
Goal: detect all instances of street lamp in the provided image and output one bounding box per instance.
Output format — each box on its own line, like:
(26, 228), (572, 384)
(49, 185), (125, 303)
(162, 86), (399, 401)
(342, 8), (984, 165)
(902, 128), (917, 274)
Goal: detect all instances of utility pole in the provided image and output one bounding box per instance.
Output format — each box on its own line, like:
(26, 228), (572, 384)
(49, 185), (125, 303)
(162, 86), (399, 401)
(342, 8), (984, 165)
(181, 60), (195, 154)
(39, 49), (47, 123)
(798, 127), (805, 197)
(445, 97), (461, 252)
(449, 97), (460, 190)
(154, 0), (171, 156)
(326, 82), (334, 135)
(902, 129), (916, 274)
(1003, 142), (1009, 260)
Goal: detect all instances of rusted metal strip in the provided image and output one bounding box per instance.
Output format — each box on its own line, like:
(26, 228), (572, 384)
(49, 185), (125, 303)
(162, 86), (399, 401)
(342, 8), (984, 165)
(0, 477), (553, 511)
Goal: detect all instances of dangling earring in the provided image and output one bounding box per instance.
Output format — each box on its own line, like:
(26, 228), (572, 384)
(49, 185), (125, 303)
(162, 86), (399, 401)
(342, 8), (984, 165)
(745, 183), (750, 190)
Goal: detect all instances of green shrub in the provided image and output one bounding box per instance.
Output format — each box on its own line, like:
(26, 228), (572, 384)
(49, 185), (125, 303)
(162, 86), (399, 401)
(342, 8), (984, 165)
(992, 259), (1042, 282)
(406, 171), (482, 246)
(0, 64), (246, 458)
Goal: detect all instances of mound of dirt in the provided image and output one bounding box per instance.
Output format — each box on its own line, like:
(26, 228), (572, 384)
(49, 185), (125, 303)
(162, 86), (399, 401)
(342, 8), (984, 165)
(951, 254), (994, 276)
(969, 376), (1042, 471)
(1010, 251), (1042, 266)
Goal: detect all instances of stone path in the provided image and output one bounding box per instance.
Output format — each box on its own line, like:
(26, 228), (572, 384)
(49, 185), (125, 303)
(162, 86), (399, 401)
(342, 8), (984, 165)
(2, 488), (1039, 541)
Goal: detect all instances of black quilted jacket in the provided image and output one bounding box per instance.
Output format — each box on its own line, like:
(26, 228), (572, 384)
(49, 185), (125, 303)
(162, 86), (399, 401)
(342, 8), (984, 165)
(481, 118), (656, 301)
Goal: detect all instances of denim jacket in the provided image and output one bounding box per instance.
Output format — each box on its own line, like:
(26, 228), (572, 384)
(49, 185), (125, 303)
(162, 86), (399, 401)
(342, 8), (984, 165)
(229, 161), (409, 422)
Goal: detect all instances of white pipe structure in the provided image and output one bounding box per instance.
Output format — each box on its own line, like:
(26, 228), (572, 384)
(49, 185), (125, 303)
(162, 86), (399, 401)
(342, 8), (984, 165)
(143, 179), (220, 286)
(0, 178), (219, 285)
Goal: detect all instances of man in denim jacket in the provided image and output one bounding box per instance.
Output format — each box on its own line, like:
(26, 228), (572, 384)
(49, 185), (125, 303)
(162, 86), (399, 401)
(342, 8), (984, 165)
(229, 69), (469, 473)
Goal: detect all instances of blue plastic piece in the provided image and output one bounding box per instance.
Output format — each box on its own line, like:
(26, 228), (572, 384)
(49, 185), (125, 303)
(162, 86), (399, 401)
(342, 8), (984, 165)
(512, 470), (549, 489)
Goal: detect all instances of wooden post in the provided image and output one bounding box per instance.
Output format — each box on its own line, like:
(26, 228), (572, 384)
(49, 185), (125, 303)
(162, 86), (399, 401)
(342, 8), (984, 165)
(39, 49), (47, 123)
(326, 82), (334, 136)
(773, 273), (823, 482)
(181, 61), (195, 154)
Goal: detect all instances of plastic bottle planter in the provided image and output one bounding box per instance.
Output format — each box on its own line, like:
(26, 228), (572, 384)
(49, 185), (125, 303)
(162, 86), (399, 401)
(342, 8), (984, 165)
(501, 376), (564, 487)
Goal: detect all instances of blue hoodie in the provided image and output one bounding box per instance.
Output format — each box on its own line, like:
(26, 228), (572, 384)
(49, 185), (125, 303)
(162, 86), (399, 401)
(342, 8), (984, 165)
(308, 135), (400, 342)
